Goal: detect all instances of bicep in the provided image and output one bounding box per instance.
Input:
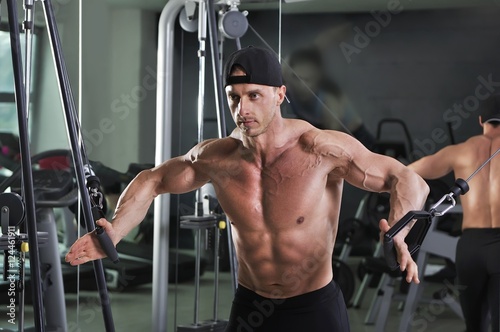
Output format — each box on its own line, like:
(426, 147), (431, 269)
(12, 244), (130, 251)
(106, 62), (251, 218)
(151, 155), (209, 195)
(344, 149), (405, 193)
(344, 145), (430, 218)
(320, 131), (412, 192)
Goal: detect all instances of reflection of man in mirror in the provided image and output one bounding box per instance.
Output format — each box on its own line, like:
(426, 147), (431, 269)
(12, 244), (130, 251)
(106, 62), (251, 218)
(408, 94), (500, 332)
(283, 26), (375, 150)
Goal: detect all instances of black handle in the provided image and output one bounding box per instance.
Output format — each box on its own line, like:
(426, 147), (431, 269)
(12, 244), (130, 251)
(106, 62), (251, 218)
(92, 205), (119, 264)
(383, 210), (432, 271)
(383, 237), (399, 271)
(95, 226), (120, 264)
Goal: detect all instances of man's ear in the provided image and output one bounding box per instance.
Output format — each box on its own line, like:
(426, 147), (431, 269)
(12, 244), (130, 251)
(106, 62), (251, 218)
(479, 115), (484, 127)
(276, 85), (287, 106)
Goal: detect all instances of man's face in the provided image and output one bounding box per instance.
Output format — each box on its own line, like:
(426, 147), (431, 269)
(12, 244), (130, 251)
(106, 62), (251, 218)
(225, 69), (285, 137)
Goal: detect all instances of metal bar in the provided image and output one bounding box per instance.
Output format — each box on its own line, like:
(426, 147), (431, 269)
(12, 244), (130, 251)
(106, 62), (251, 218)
(206, 0), (227, 139)
(23, 0), (34, 109)
(6, 0), (45, 329)
(213, 223), (220, 321)
(206, 0), (237, 294)
(154, 0), (185, 330)
(194, 228), (202, 324)
(195, 0), (208, 214)
(41, 0), (115, 330)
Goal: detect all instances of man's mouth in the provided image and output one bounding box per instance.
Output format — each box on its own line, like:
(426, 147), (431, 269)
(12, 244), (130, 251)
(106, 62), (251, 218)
(239, 119), (255, 127)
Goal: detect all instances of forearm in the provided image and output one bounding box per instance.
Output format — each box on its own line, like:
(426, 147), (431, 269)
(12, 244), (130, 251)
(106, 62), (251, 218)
(388, 169), (429, 232)
(109, 170), (160, 244)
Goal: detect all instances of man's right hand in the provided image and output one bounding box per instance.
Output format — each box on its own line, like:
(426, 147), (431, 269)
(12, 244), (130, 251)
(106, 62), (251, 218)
(65, 218), (117, 266)
(379, 219), (420, 285)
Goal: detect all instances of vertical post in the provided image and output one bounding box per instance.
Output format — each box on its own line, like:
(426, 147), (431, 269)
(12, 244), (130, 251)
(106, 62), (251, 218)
(193, 228), (202, 324)
(154, 0), (185, 330)
(40, 0), (116, 330)
(195, 0), (207, 217)
(206, 0), (227, 139)
(206, 0), (238, 293)
(6, 0), (45, 330)
(213, 222), (220, 320)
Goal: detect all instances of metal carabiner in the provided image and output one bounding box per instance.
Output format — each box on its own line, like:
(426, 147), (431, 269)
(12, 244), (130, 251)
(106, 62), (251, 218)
(429, 193), (457, 217)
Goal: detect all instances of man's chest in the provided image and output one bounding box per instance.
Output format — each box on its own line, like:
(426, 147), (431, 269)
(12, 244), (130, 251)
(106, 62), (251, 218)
(210, 158), (334, 224)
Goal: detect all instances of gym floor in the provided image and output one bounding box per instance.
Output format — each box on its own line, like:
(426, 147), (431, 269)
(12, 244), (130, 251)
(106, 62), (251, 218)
(0, 257), (466, 332)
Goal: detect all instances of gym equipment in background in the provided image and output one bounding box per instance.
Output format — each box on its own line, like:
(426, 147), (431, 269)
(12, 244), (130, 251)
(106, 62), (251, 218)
(372, 118), (414, 162)
(351, 177), (458, 309)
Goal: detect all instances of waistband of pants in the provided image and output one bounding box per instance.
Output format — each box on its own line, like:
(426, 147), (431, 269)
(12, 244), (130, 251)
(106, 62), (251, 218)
(234, 280), (338, 310)
(461, 227), (500, 236)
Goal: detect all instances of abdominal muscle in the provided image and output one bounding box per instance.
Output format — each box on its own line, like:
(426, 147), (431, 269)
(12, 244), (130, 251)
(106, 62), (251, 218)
(231, 215), (337, 299)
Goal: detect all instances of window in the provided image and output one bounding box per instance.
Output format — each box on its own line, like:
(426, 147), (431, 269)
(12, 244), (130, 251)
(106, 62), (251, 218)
(0, 25), (37, 174)
(0, 25), (37, 134)
(0, 29), (19, 135)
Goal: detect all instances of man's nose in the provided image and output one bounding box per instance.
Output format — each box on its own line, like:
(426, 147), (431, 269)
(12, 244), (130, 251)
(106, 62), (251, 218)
(238, 98), (249, 116)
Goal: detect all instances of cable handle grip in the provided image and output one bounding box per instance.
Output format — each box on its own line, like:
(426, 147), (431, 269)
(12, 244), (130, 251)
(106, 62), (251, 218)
(383, 210), (433, 271)
(87, 174), (120, 264)
(92, 206), (120, 264)
(450, 178), (469, 197)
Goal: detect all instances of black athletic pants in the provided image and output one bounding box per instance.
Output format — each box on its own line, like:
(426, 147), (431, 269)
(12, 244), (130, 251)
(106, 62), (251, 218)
(225, 280), (350, 332)
(456, 228), (500, 332)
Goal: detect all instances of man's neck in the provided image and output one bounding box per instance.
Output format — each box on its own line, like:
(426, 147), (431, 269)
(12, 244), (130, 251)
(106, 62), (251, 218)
(483, 124), (500, 138)
(239, 118), (292, 166)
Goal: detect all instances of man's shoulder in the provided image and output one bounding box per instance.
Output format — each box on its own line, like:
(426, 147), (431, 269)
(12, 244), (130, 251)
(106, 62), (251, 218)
(189, 137), (240, 161)
(203, 136), (240, 151)
(295, 124), (359, 158)
(461, 135), (493, 151)
(297, 124), (356, 145)
(443, 135), (494, 161)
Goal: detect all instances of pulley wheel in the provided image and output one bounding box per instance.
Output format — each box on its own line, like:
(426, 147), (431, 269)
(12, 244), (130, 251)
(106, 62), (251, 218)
(0, 192), (25, 228)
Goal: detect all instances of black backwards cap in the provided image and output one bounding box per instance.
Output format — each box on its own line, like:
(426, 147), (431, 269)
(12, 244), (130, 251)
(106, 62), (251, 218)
(224, 46), (284, 88)
(482, 93), (500, 123)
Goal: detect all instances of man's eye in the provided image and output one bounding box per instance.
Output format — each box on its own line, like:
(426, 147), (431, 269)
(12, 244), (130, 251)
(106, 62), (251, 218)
(250, 93), (259, 99)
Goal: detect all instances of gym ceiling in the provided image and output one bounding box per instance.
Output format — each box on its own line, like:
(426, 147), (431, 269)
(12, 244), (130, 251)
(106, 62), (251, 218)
(104, 0), (497, 14)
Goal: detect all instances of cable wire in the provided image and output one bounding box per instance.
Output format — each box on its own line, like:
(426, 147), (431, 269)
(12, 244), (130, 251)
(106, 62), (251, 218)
(76, 0), (83, 326)
(248, 24), (354, 136)
(466, 147), (500, 183)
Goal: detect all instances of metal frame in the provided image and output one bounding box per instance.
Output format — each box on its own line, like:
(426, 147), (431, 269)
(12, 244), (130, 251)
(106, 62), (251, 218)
(154, 1), (238, 330)
(3, 0), (119, 330)
(153, 1), (185, 330)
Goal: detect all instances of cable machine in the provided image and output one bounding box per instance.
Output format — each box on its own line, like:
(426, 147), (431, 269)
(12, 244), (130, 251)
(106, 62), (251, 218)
(1, 0), (119, 331)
